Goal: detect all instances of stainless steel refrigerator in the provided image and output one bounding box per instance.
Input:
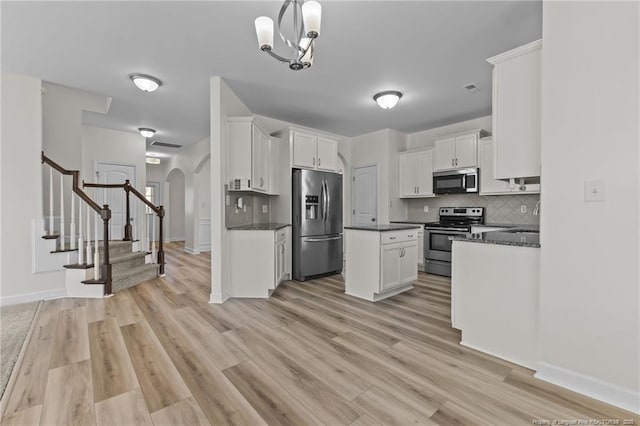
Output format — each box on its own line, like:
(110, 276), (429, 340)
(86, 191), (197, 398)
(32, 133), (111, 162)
(292, 169), (343, 281)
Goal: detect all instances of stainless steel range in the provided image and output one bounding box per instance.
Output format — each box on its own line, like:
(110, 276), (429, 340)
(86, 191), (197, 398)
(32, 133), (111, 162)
(424, 207), (484, 277)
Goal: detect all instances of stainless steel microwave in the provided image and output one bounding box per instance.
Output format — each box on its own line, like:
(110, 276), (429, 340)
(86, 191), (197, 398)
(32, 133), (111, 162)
(433, 168), (478, 194)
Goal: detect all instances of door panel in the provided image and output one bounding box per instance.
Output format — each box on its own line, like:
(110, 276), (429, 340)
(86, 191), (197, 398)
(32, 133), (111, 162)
(297, 235), (343, 279)
(381, 246), (400, 290)
(399, 153), (418, 196)
(454, 134), (478, 168)
(316, 137), (337, 171)
(294, 169), (325, 237)
(293, 132), (317, 169)
(97, 163), (136, 240)
(324, 172), (343, 236)
(434, 138), (456, 170)
(417, 150), (433, 195)
(352, 166), (377, 226)
(399, 243), (418, 283)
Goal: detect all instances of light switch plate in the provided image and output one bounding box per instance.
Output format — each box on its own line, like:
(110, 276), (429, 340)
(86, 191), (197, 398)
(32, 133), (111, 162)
(423, 205), (429, 213)
(520, 205), (527, 214)
(262, 205), (268, 213)
(585, 180), (605, 202)
(225, 195), (230, 206)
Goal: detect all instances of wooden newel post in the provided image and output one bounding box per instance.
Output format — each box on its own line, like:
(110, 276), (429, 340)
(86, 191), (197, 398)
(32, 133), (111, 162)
(158, 206), (165, 276)
(101, 205), (113, 295)
(123, 180), (132, 241)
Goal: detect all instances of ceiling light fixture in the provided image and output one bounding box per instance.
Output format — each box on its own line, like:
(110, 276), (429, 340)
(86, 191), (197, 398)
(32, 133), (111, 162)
(130, 74), (162, 92)
(145, 157), (161, 165)
(254, 0), (322, 71)
(138, 128), (156, 138)
(374, 91), (403, 109)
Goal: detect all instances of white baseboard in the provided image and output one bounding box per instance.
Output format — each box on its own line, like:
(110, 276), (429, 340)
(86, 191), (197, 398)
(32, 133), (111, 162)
(0, 288), (66, 307)
(199, 244), (211, 252)
(184, 246), (200, 255)
(535, 362), (640, 414)
(460, 339), (537, 371)
(209, 292), (229, 304)
(169, 236), (185, 242)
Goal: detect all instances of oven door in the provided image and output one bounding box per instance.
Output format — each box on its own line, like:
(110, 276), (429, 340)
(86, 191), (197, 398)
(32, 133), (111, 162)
(425, 228), (469, 262)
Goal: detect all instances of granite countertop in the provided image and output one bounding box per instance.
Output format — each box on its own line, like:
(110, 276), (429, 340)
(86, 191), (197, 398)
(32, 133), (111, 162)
(345, 224), (422, 232)
(227, 223), (291, 231)
(453, 228), (540, 248)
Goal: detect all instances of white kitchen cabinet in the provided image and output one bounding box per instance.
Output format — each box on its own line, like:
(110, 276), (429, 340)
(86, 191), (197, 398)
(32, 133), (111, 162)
(345, 227), (419, 302)
(291, 130), (339, 172)
(434, 130), (488, 171)
(398, 223), (424, 270)
(487, 40), (542, 179)
(227, 117), (278, 195)
(398, 149), (434, 198)
(229, 226), (291, 298)
(479, 138), (540, 195)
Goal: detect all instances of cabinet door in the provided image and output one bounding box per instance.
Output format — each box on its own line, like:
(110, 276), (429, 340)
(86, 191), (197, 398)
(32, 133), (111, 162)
(268, 138), (280, 195)
(251, 125), (265, 191)
(292, 132), (317, 169)
(434, 138), (456, 171)
(381, 245), (400, 291)
(479, 139), (511, 195)
(417, 233), (424, 268)
(399, 152), (418, 197)
(259, 130), (269, 191)
(454, 134), (478, 168)
(416, 150), (433, 196)
(399, 243), (418, 284)
(316, 137), (338, 171)
(275, 241), (285, 285)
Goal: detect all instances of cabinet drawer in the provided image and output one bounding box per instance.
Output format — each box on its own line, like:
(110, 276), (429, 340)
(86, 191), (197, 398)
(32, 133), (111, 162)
(381, 230), (418, 245)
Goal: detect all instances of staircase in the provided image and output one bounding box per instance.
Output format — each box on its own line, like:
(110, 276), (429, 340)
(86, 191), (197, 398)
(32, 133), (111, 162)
(40, 152), (165, 297)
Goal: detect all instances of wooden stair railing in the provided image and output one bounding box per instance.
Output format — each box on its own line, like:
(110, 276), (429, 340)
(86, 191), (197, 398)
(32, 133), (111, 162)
(83, 180), (165, 276)
(41, 152), (113, 295)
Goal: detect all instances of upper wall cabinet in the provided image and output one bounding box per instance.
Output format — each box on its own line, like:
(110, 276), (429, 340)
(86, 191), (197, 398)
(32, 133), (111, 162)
(291, 130), (339, 172)
(433, 130), (488, 171)
(399, 149), (434, 198)
(487, 40), (542, 180)
(227, 117), (279, 195)
(479, 138), (540, 195)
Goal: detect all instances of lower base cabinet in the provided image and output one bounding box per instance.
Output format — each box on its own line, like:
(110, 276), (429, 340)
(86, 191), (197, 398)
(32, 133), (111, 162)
(345, 228), (419, 302)
(229, 226), (291, 298)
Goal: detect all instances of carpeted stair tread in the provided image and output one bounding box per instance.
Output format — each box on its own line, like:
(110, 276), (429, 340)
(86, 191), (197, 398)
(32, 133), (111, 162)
(112, 263), (158, 292)
(110, 251), (147, 264)
(112, 263), (158, 280)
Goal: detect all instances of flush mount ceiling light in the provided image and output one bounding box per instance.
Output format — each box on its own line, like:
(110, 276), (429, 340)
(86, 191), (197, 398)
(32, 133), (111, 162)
(254, 0), (322, 71)
(138, 128), (156, 138)
(130, 74), (162, 92)
(374, 91), (403, 109)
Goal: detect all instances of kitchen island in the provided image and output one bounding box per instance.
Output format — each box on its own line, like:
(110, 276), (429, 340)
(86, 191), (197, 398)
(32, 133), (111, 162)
(344, 224), (420, 302)
(451, 228), (540, 369)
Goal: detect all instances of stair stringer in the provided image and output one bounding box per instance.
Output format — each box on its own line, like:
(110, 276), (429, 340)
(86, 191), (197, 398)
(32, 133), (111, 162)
(32, 218), (78, 273)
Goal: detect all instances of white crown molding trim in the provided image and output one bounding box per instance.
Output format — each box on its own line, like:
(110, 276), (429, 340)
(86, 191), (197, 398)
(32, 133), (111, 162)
(486, 39), (542, 65)
(535, 362), (640, 414)
(0, 288), (66, 307)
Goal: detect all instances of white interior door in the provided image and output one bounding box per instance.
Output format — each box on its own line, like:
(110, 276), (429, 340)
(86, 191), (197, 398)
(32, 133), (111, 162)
(96, 163), (136, 240)
(352, 165), (377, 226)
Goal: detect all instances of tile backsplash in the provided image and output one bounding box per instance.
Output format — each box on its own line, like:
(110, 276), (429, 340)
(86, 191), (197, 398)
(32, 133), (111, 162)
(225, 186), (272, 227)
(406, 193), (540, 225)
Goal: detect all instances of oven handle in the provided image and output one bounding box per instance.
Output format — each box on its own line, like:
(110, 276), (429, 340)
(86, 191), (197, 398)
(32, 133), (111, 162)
(425, 227), (470, 233)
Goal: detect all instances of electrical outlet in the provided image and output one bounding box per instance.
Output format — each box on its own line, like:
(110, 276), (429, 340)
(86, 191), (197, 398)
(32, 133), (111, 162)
(262, 205), (268, 213)
(520, 205), (527, 214)
(423, 205), (429, 213)
(243, 205), (247, 212)
(225, 195), (230, 206)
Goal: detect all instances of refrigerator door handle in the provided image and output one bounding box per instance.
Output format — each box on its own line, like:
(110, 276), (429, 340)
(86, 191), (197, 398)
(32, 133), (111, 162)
(304, 236), (343, 242)
(326, 179), (331, 223)
(322, 180), (328, 222)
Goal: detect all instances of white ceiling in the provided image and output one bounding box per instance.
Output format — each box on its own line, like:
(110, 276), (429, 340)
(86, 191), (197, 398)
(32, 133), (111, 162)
(1, 1), (541, 150)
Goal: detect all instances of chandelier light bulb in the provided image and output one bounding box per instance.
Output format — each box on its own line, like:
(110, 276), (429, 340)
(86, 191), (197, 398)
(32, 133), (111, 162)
(138, 128), (156, 138)
(302, 1), (322, 38)
(130, 74), (162, 92)
(374, 91), (403, 109)
(255, 16), (274, 49)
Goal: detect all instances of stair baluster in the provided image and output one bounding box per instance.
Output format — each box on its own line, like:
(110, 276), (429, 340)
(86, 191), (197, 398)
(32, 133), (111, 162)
(151, 213), (156, 259)
(59, 174), (65, 251)
(86, 201), (92, 267)
(70, 192), (76, 250)
(78, 194), (84, 265)
(49, 168), (54, 236)
(94, 204), (99, 280)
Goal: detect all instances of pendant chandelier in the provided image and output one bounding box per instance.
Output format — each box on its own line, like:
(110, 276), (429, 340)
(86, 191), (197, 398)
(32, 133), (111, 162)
(254, 0), (322, 71)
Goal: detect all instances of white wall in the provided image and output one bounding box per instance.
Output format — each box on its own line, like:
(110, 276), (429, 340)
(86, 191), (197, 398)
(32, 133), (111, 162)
(406, 115), (492, 150)
(1, 73), (65, 304)
(166, 168), (186, 241)
(538, 1), (639, 413)
(350, 129), (407, 225)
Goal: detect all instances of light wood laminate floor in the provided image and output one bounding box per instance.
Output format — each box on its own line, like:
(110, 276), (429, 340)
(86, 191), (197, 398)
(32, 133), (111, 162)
(2, 242), (638, 425)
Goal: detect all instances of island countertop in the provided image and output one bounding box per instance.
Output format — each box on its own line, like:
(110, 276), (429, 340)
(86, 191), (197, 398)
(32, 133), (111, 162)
(345, 224), (422, 232)
(452, 228), (540, 248)
(227, 223), (290, 231)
